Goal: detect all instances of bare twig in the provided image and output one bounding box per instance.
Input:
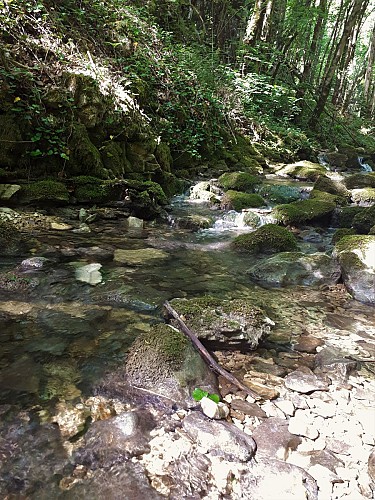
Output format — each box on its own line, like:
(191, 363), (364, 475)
(164, 300), (261, 400)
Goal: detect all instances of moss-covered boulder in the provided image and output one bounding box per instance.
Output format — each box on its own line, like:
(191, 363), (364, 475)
(331, 228), (356, 245)
(218, 172), (262, 192)
(335, 206), (365, 228)
(125, 323), (217, 405)
(72, 176), (112, 203)
(309, 189), (348, 206)
(169, 296), (273, 350)
(313, 175), (350, 198)
(276, 161), (326, 181)
(344, 173), (375, 189)
(221, 190), (265, 211)
(100, 141), (131, 177)
(19, 180), (70, 204)
(333, 235), (375, 305)
(0, 219), (25, 256)
(351, 188), (375, 206)
(352, 205), (375, 234)
(257, 184), (301, 204)
(68, 123), (106, 178)
(272, 199), (335, 226)
(175, 215), (213, 231)
(247, 252), (341, 288)
(325, 152), (348, 168)
(232, 224), (298, 254)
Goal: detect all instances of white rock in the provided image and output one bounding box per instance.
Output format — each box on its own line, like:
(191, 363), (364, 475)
(75, 263), (102, 285)
(200, 397), (229, 420)
(288, 410), (320, 440)
(128, 216), (144, 229)
(261, 400), (286, 418)
(275, 399), (295, 417)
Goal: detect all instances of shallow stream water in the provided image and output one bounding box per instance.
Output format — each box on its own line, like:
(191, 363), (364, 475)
(0, 179), (374, 497)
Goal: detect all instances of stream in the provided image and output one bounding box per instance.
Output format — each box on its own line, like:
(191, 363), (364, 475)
(0, 172), (374, 497)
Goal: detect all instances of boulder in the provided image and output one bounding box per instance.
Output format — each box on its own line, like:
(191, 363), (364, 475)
(247, 252), (341, 288)
(168, 296), (273, 350)
(0, 184), (21, 202)
(276, 161), (326, 181)
(174, 214), (213, 231)
(232, 224), (298, 254)
(125, 324), (218, 405)
(18, 180), (70, 205)
(257, 184), (301, 204)
(333, 235), (375, 304)
(0, 219), (26, 256)
(344, 173), (375, 189)
(221, 190), (265, 210)
(352, 205), (375, 234)
(273, 199), (335, 226)
(351, 187), (375, 206)
(217, 171), (262, 192)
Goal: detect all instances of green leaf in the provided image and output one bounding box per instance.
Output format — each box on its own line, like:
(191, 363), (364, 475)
(207, 393), (220, 404)
(192, 388), (208, 402)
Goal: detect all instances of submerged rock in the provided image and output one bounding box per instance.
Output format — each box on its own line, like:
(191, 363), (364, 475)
(75, 263), (103, 285)
(169, 296), (273, 350)
(114, 247), (168, 265)
(0, 218), (26, 256)
(247, 252), (341, 288)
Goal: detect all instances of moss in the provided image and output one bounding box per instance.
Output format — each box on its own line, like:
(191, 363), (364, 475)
(218, 172), (261, 192)
(335, 234), (375, 254)
(351, 188), (375, 204)
(313, 175), (349, 197)
(344, 173), (375, 189)
(152, 171), (185, 198)
(336, 206), (365, 228)
(155, 142), (172, 172)
(309, 189), (348, 206)
(100, 141), (127, 177)
(352, 205), (375, 234)
(273, 199), (335, 226)
(221, 190), (265, 210)
(257, 184), (301, 204)
(232, 223), (298, 254)
(20, 180), (69, 204)
(276, 161), (326, 181)
(331, 228), (356, 245)
(126, 179), (168, 205)
(72, 176), (111, 203)
(68, 123), (106, 178)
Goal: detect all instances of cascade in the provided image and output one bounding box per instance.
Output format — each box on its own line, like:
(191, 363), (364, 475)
(358, 157), (373, 172)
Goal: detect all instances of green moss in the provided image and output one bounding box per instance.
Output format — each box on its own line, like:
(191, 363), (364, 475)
(155, 142), (172, 172)
(72, 176), (111, 203)
(352, 205), (375, 234)
(257, 184), (301, 204)
(68, 123), (105, 178)
(351, 188), (375, 204)
(232, 223), (298, 254)
(273, 199), (335, 226)
(313, 175), (349, 197)
(218, 172), (261, 192)
(335, 234), (375, 254)
(276, 161), (326, 181)
(309, 189), (348, 206)
(336, 206), (365, 228)
(20, 180), (69, 203)
(221, 190), (265, 210)
(331, 228), (356, 245)
(344, 173), (375, 189)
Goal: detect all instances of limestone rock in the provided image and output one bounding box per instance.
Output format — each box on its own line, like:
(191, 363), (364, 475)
(284, 369), (330, 393)
(182, 412), (256, 462)
(252, 417), (302, 460)
(200, 397), (229, 419)
(288, 410), (320, 439)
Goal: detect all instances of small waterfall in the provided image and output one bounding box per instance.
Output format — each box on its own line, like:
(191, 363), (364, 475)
(317, 153), (330, 170)
(210, 209), (273, 232)
(358, 157), (373, 172)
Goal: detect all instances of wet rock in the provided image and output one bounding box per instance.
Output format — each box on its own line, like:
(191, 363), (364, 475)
(19, 256), (48, 269)
(334, 235), (375, 304)
(0, 355), (40, 394)
(0, 270), (39, 293)
(284, 368), (330, 393)
(0, 218), (26, 256)
(76, 246), (114, 262)
(114, 248), (168, 265)
(252, 417), (302, 460)
(182, 412), (256, 462)
(0, 184), (21, 201)
(75, 263), (103, 285)
(189, 181), (220, 203)
(247, 252), (341, 288)
(169, 296), (273, 350)
(244, 458), (318, 500)
(51, 222), (73, 230)
(125, 324), (218, 405)
(127, 216), (144, 229)
(174, 214), (213, 231)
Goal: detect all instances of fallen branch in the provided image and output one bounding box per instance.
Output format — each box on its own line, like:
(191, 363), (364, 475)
(164, 300), (261, 400)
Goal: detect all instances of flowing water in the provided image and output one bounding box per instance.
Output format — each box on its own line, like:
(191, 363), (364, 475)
(0, 180), (375, 497)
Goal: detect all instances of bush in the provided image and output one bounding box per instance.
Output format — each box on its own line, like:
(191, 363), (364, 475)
(232, 223), (298, 254)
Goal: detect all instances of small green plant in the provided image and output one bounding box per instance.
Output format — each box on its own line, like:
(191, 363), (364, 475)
(192, 387), (220, 404)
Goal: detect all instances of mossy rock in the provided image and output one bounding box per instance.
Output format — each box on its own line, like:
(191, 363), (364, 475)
(155, 142), (172, 172)
(257, 184), (301, 204)
(72, 176), (112, 203)
(232, 224), (298, 254)
(175, 215), (213, 231)
(223, 135), (265, 173)
(152, 170), (185, 198)
(0, 115), (26, 168)
(333, 235), (375, 304)
(221, 190), (265, 211)
(331, 228), (357, 245)
(100, 141), (130, 177)
(309, 189), (348, 206)
(272, 199), (335, 226)
(68, 123), (106, 178)
(276, 161), (326, 181)
(169, 296), (273, 350)
(344, 173), (375, 189)
(19, 180), (70, 204)
(313, 175), (350, 197)
(352, 205), (375, 234)
(126, 180), (168, 206)
(0, 219), (25, 256)
(125, 323), (217, 404)
(335, 206), (365, 228)
(351, 188), (375, 205)
(218, 172), (262, 192)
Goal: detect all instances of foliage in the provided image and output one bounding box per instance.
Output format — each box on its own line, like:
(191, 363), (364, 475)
(192, 388), (220, 404)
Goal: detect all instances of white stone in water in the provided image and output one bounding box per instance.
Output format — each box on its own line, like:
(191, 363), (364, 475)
(75, 263), (102, 285)
(128, 216), (144, 229)
(200, 397), (229, 420)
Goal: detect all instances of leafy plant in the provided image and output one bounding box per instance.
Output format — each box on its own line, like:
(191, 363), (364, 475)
(192, 387), (220, 404)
